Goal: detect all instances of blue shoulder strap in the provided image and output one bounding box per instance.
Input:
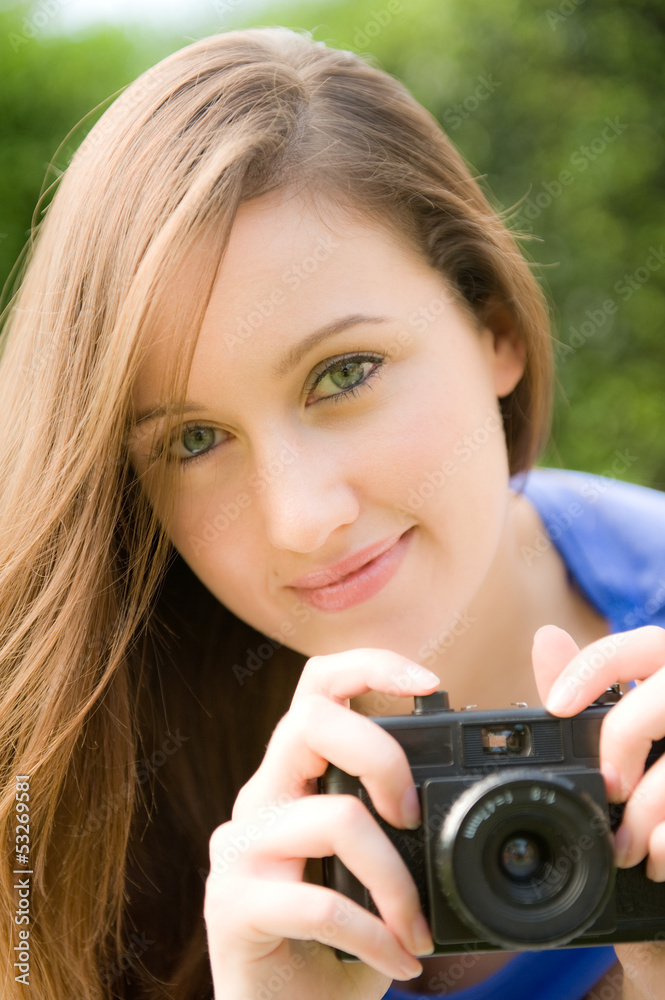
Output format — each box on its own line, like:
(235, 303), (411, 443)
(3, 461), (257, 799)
(513, 467), (665, 632)
(383, 946), (617, 1000)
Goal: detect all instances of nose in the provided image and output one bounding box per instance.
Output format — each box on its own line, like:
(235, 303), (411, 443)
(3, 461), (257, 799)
(252, 432), (360, 553)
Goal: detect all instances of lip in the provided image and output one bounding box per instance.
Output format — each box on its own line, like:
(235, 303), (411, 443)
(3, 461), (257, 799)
(288, 530), (408, 588)
(288, 527), (415, 612)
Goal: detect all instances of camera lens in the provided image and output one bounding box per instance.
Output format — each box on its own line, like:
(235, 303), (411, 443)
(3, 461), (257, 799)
(500, 833), (548, 882)
(434, 769), (615, 948)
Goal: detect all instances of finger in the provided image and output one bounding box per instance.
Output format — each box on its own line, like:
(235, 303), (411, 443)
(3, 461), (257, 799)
(545, 626), (665, 716)
(610, 755), (665, 870)
(531, 625), (581, 703)
(293, 648), (440, 707)
(615, 940), (665, 997)
(212, 795), (434, 956)
(204, 879), (424, 982)
(599, 671), (665, 803)
(646, 822), (665, 881)
(234, 694), (419, 829)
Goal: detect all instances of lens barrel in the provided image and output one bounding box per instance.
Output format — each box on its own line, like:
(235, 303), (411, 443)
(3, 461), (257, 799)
(435, 769), (615, 948)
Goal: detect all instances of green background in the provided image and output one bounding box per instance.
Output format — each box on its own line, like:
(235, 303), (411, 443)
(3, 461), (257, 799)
(1, 0), (664, 487)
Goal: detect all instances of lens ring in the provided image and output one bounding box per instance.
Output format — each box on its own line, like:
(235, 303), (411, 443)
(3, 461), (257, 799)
(435, 769), (615, 948)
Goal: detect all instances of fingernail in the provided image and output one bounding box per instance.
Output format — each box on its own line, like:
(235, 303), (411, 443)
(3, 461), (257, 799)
(614, 825), (631, 867)
(646, 858), (660, 881)
(397, 956), (423, 980)
(408, 665), (440, 687)
(546, 678), (576, 715)
(401, 785), (421, 829)
(411, 912), (435, 955)
(601, 761), (621, 801)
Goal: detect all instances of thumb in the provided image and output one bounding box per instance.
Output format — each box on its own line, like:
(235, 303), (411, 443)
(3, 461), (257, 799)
(532, 624), (581, 704)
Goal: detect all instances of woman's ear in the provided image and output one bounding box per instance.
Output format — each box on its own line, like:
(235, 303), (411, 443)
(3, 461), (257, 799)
(480, 299), (527, 398)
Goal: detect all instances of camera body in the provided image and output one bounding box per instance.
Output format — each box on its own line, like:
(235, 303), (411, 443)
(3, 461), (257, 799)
(320, 689), (665, 955)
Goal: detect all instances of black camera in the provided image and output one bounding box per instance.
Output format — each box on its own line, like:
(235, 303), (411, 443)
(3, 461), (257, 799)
(319, 689), (665, 955)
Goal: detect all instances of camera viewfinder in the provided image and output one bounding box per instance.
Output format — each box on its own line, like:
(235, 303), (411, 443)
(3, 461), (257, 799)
(481, 723), (532, 756)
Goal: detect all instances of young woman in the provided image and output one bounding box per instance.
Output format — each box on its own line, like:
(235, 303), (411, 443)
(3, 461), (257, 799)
(1, 25), (664, 1000)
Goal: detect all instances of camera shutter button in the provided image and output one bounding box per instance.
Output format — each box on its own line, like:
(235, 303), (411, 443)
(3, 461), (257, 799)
(413, 691), (451, 714)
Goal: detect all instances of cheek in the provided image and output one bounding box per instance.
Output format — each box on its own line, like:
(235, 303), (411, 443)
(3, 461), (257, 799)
(165, 491), (291, 639)
(369, 374), (507, 511)
(164, 482), (254, 591)
(173, 514), (274, 634)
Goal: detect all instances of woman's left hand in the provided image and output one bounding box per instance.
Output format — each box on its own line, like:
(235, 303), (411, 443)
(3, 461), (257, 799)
(532, 623), (665, 999)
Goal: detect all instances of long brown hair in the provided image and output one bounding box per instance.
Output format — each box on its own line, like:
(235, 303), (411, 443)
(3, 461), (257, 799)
(0, 26), (553, 999)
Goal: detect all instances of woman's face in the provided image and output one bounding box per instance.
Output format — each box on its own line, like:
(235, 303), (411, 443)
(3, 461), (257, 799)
(129, 187), (525, 662)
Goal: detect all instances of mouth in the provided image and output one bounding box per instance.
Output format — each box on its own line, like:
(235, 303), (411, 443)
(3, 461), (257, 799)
(288, 526), (415, 612)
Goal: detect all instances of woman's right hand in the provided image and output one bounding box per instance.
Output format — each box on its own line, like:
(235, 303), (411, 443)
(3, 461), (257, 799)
(203, 648), (439, 1000)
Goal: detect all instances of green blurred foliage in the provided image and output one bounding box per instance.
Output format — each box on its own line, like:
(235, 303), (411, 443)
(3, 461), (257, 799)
(1, 0), (664, 486)
(0, 5), (178, 298)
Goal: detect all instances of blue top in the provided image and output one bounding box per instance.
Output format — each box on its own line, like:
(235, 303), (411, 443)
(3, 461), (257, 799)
(384, 466), (665, 999)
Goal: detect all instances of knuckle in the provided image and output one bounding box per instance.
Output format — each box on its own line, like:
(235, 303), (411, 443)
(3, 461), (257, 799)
(333, 793), (369, 828)
(309, 894), (348, 937)
(203, 872), (245, 926)
(300, 654), (329, 686)
(649, 823), (665, 852)
(601, 707), (634, 750)
(641, 625), (665, 645)
(231, 776), (260, 818)
(208, 816), (265, 879)
(364, 912), (389, 952)
(378, 734), (409, 775)
(208, 821), (235, 859)
(286, 692), (330, 733)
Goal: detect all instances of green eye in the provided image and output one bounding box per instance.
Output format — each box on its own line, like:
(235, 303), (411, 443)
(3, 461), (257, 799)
(328, 360), (367, 389)
(159, 424), (225, 467)
(308, 352), (385, 403)
(182, 426), (216, 456)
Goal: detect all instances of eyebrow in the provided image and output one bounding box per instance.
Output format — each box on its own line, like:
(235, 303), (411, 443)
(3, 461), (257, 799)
(271, 312), (391, 377)
(131, 312), (391, 431)
(130, 401), (209, 432)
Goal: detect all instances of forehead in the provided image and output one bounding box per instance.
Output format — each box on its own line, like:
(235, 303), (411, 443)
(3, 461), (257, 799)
(133, 187), (434, 409)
